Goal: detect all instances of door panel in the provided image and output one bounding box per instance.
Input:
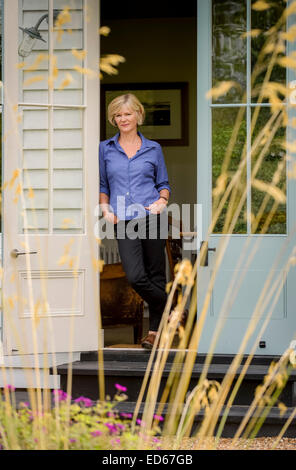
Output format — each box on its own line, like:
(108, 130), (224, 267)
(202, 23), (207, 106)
(2, 0), (100, 354)
(197, 0), (296, 355)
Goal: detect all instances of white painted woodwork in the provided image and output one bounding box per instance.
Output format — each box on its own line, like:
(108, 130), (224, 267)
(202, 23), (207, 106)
(2, 0), (100, 355)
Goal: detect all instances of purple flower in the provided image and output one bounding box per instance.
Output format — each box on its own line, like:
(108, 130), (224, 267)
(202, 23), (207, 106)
(69, 439), (77, 443)
(74, 396), (93, 407)
(52, 389), (69, 402)
(105, 422), (117, 434)
(136, 418), (145, 426)
(153, 414), (164, 422)
(106, 411), (115, 418)
(153, 437), (160, 443)
(115, 383), (127, 392)
(120, 412), (133, 419)
(4, 384), (15, 391)
(91, 430), (102, 437)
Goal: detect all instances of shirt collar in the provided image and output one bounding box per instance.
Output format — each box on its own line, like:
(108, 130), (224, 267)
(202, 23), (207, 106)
(107, 131), (158, 149)
(107, 133), (119, 145)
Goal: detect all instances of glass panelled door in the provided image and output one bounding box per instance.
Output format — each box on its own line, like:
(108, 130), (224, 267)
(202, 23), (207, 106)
(2, 0), (100, 354)
(197, 0), (296, 355)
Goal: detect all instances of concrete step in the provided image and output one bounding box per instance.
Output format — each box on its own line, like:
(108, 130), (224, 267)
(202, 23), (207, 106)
(80, 349), (283, 365)
(112, 401), (296, 438)
(7, 394), (296, 437)
(56, 353), (296, 407)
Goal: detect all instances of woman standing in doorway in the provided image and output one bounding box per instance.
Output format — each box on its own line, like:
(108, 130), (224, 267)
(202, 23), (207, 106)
(99, 93), (171, 349)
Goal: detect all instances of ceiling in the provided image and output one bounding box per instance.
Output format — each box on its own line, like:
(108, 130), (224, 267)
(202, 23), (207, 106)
(101, 0), (197, 20)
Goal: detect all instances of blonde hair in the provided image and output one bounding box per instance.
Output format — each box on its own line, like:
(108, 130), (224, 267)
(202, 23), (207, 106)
(108, 93), (145, 127)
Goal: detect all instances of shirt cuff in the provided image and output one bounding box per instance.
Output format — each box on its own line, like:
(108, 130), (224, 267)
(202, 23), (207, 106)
(157, 184), (171, 195)
(99, 187), (110, 196)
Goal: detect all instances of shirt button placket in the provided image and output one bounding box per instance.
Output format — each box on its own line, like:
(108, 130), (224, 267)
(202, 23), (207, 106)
(127, 158), (131, 200)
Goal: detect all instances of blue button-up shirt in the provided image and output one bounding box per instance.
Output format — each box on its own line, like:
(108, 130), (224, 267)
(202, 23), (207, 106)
(99, 132), (171, 220)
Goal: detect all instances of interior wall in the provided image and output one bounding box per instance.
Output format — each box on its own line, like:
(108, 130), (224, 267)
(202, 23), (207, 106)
(100, 17), (197, 231)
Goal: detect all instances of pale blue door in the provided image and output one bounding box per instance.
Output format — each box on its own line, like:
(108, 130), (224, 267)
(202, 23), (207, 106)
(197, 0), (296, 356)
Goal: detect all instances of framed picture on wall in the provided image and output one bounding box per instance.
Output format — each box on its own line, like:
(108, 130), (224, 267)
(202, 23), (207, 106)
(100, 82), (189, 146)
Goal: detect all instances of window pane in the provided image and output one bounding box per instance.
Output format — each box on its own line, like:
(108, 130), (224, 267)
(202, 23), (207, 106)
(251, 0), (286, 103)
(251, 107), (286, 234)
(212, 107), (247, 233)
(212, 0), (247, 104)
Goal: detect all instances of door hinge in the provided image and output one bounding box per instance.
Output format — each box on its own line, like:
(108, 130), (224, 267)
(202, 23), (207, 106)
(200, 241), (216, 266)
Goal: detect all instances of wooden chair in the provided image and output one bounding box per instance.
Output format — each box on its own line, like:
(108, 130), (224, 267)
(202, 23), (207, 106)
(165, 214), (184, 283)
(165, 215), (197, 323)
(100, 262), (144, 344)
(165, 214), (186, 314)
(100, 215), (196, 343)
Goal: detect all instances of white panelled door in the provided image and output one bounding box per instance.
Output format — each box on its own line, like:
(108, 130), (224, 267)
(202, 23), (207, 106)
(2, 0), (100, 354)
(197, 0), (296, 356)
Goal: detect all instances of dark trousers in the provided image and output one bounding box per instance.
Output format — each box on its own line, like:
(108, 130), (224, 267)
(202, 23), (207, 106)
(114, 213), (167, 332)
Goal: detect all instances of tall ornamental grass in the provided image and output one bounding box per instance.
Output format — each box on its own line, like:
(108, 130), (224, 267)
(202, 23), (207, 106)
(1, 1), (296, 450)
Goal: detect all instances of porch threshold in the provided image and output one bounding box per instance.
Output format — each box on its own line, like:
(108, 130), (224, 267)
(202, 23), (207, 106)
(81, 349), (282, 366)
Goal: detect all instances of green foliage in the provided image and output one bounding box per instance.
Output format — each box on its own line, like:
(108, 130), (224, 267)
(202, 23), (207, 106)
(0, 388), (161, 450)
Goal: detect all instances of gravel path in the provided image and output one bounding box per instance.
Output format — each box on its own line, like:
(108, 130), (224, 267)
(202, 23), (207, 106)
(159, 437), (296, 450)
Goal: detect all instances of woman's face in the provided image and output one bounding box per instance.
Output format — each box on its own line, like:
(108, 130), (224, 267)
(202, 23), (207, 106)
(114, 104), (138, 134)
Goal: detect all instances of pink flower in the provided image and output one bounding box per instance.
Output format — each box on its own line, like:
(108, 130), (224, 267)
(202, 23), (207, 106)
(116, 423), (125, 431)
(153, 414), (164, 422)
(74, 396), (93, 407)
(111, 438), (121, 446)
(20, 401), (30, 408)
(120, 412), (133, 419)
(115, 383), (127, 392)
(52, 389), (69, 402)
(105, 422), (117, 434)
(91, 430), (102, 437)
(4, 384), (15, 391)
